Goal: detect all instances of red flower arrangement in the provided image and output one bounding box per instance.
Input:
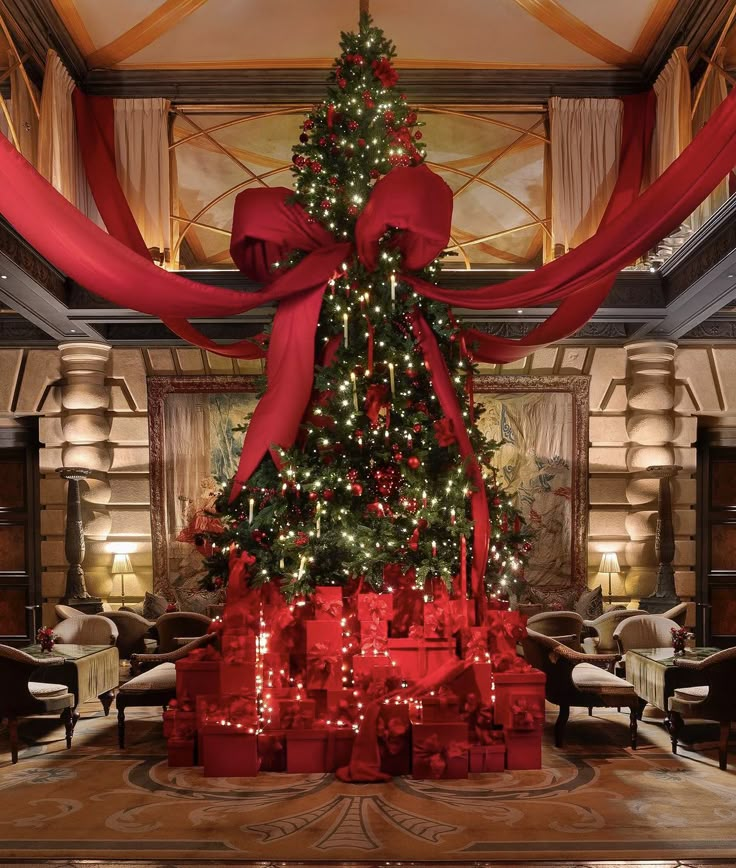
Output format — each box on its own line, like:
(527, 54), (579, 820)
(671, 626), (689, 654)
(371, 58), (399, 89)
(36, 626), (58, 653)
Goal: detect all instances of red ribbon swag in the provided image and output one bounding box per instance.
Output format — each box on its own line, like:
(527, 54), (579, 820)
(1, 87), (736, 591)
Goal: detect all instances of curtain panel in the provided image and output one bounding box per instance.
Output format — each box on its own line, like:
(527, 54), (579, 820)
(113, 97), (171, 264)
(8, 50), (38, 166)
(646, 46), (692, 186)
(549, 97), (622, 257)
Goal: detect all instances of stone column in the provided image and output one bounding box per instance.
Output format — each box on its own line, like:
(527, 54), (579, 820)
(623, 341), (678, 599)
(58, 343), (113, 584)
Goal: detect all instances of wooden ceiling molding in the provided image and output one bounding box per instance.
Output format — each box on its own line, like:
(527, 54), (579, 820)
(48, 0), (92, 56)
(510, 0), (638, 67)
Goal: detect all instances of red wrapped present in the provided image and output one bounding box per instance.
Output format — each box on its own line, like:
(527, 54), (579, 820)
(360, 619), (388, 654)
(378, 702), (412, 776)
(411, 721), (468, 779)
(423, 601), (447, 638)
(357, 592), (393, 623)
(313, 585), (344, 622)
(171, 709), (197, 740)
(420, 686), (460, 722)
(352, 654), (394, 681)
(277, 697), (316, 730)
(305, 621), (343, 690)
(494, 668), (546, 731)
(462, 627), (490, 662)
(324, 688), (361, 727)
(167, 736), (195, 768)
(202, 725), (260, 776)
(162, 707), (177, 738)
(509, 695), (545, 731)
(326, 726), (356, 771)
(505, 727), (542, 770)
(450, 661), (493, 708)
(221, 629), (257, 664)
(387, 632), (455, 681)
(486, 610), (527, 658)
(263, 652), (290, 687)
(258, 730), (286, 772)
(286, 729), (329, 773)
(220, 660), (257, 695)
(469, 737), (505, 773)
(176, 657), (221, 701)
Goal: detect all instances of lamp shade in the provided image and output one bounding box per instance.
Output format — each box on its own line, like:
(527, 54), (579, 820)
(111, 553), (134, 575)
(599, 552), (620, 575)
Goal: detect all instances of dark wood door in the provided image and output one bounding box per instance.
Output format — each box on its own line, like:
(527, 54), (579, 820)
(698, 442), (736, 648)
(0, 423), (41, 645)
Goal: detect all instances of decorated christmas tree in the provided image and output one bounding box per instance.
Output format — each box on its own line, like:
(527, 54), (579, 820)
(200, 14), (532, 605)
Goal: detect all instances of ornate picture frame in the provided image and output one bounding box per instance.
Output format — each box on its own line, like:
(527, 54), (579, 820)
(474, 375), (590, 602)
(148, 375), (258, 598)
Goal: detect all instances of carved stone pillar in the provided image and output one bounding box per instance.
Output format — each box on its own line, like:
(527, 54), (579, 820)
(57, 466), (101, 612)
(624, 341), (678, 598)
(639, 464), (682, 613)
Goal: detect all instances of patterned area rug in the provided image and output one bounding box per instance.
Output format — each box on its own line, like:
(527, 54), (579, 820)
(0, 703), (734, 862)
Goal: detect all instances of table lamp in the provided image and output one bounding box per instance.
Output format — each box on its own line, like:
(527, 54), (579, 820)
(599, 551), (621, 600)
(108, 542), (137, 608)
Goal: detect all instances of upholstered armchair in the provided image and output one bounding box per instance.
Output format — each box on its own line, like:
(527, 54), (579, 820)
(668, 646), (736, 770)
(0, 644), (75, 763)
(613, 615), (679, 655)
(526, 611), (584, 651)
(103, 611), (157, 659)
(583, 610), (644, 655)
(54, 615), (118, 646)
(521, 628), (638, 748)
(155, 611), (211, 653)
(117, 633), (218, 748)
(54, 604), (86, 620)
(661, 602), (688, 626)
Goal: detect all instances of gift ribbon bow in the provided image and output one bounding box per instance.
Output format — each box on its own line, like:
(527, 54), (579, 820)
(464, 632), (488, 661)
(307, 642), (340, 683)
(366, 595), (391, 621)
(510, 697), (545, 730)
(415, 735), (468, 778)
(315, 594), (343, 619)
(361, 621), (388, 654)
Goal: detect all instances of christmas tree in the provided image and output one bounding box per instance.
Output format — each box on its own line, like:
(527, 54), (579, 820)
(200, 15), (532, 603)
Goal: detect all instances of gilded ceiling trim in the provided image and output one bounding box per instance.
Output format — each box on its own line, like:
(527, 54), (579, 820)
(86, 0), (211, 69)
(511, 0), (636, 67)
(49, 0), (96, 57)
(631, 0), (679, 61)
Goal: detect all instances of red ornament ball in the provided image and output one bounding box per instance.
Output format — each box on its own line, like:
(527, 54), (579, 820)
(407, 456), (421, 470)
(351, 483), (363, 497)
(347, 468), (358, 482)
(413, 423), (422, 433)
(414, 131), (423, 140)
(299, 133), (309, 143)
(308, 491), (318, 501)
(323, 488), (335, 501)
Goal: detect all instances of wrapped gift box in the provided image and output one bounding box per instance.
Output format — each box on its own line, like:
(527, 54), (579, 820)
(176, 658), (221, 701)
(411, 721), (468, 779)
(167, 736), (195, 768)
(461, 626), (490, 662)
(326, 726), (356, 771)
(221, 630), (257, 664)
(494, 669), (546, 730)
(277, 697), (316, 730)
(305, 621), (343, 690)
(378, 702), (412, 776)
(505, 727), (542, 770)
(286, 729), (329, 773)
(324, 688), (361, 727)
(509, 694), (545, 731)
(469, 739), (505, 773)
(162, 708), (177, 738)
(258, 730), (286, 772)
(357, 592), (393, 623)
(360, 619), (388, 654)
(220, 660), (257, 695)
(423, 601), (448, 638)
(450, 661), (493, 708)
(262, 652), (290, 687)
(387, 636), (455, 681)
(420, 688), (460, 722)
(202, 725), (260, 777)
(313, 586), (344, 622)
(352, 654), (394, 682)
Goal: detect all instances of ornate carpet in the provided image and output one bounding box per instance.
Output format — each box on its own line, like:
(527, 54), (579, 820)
(0, 704), (734, 862)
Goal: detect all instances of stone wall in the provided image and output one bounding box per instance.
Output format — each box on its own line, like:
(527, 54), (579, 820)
(1, 340), (733, 629)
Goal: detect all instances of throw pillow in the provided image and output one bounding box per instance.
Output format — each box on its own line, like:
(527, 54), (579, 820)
(142, 591), (169, 621)
(120, 602), (145, 616)
(173, 587), (225, 615)
(575, 585), (603, 621)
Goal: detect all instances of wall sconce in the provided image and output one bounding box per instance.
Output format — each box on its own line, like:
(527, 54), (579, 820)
(598, 551), (621, 600)
(107, 542), (138, 608)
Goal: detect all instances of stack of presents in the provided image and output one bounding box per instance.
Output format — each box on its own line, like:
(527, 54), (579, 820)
(164, 578), (545, 778)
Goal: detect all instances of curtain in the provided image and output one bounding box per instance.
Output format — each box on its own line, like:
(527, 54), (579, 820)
(646, 46), (692, 186)
(8, 51), (39, 166)
(691, 49), (730, 230)
(37, 49), (101, 224)
(164, 393), (211, 538)
(549, 97), (622, 256)
(113, 97), (171, 264)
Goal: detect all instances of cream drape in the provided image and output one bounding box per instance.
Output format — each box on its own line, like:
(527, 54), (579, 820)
(37, 49), (101, 224)
(113, 97), (171, 264)
(9, 51), (39, 166)
(691, 49), (730, 229)
(646, 46), (692, 186)
(549, 97), (622, 257)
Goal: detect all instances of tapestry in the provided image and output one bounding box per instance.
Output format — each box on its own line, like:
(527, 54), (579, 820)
(476, 390), (572, 589)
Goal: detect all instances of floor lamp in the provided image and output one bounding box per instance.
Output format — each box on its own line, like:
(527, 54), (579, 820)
(599, 552), (620, 601)
(108, 542), (137, 608)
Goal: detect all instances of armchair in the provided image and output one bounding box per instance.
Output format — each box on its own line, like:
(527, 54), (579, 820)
(54, 604), (86, 620)
(0, 644), (75, 763)
(527, 611), (584, 651)
(583, 609), (644, 655)
(155, 611), (211, 653)
(54, 615), (118, 646)
(521, 628), (638, 748)
(613, 615), (679, 655)
(102, 610), (157, 659)
(668, 646), (736, 770)
(661, 602), (688, 627)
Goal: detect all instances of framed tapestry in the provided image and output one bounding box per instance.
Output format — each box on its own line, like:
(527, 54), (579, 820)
(148, 376), (258, 600)
(474, 375), (589, 603)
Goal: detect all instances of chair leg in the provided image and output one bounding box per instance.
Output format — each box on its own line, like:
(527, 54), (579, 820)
(588, 706), (593, 716)
(629, 706), (638, 749)
(100, 689), (115, 716)
(61, 707), (73, 750)
(554, 705), (570, 748)
(7, 715), (18, 763)
(719, 720), (730, 771)
(637, 698), (646, 720)
(117, 705), (126, 749)
(667, 710), (683, 755)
